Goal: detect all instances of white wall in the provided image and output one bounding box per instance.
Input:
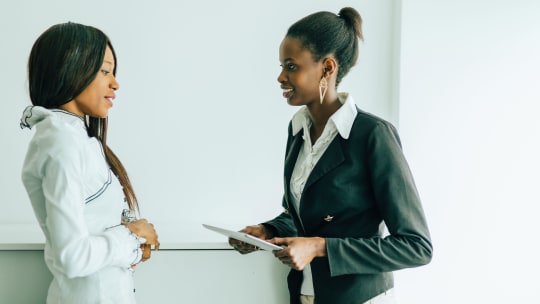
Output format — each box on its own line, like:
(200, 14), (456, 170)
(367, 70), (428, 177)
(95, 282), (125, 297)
(9, 1), (537, 303)
(0, 1), (406, 303)
(397, 0), (540, 302)
(0, 0), (397, 243)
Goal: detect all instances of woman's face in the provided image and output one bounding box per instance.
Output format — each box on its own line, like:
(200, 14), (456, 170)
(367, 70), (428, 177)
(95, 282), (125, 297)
(277, 37), (323, 106)
(62, 46), (119, 118)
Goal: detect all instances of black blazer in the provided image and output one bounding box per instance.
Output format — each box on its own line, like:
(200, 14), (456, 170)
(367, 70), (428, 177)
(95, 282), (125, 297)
(265, 107), (432, 304)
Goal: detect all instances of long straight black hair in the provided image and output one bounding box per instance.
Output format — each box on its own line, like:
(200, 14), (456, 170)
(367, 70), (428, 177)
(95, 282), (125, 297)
(28, 22), (139, 211)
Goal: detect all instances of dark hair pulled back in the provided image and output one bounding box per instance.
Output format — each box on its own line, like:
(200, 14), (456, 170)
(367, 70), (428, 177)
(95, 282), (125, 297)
(286, 7), (363, 86)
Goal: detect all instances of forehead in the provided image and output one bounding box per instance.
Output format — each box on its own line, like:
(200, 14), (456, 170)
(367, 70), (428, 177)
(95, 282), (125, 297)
(103, 46), (115, 65)
(279, 37), (313, 62)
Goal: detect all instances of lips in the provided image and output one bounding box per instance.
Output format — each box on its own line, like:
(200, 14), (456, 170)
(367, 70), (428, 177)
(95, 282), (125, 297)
(105, 96), (115, 105)
(282, 88), (294, 99)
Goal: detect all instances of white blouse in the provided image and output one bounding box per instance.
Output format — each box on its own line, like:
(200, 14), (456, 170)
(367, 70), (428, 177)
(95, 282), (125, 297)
(20, 106), (143, 304)
(289, 93), (358, 296)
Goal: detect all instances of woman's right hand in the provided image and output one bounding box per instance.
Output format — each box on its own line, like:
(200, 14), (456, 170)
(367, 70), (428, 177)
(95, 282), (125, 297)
(125, 219), (158, 244)
(229, 224), (273, 255)
(125, 219), (159, 261)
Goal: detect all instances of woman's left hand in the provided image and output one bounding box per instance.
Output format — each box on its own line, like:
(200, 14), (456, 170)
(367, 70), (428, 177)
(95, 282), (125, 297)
(270, 237), (326, 271)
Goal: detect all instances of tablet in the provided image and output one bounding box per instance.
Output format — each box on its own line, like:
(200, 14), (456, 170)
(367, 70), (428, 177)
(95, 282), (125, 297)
(202, 224), (283, 251)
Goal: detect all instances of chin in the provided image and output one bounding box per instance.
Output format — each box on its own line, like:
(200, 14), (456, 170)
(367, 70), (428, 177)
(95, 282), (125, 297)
(98, 109), (110, 118)
(89, 112), (108, 119)
(287, 99), (304, 106)
(286, 96), (296, 105)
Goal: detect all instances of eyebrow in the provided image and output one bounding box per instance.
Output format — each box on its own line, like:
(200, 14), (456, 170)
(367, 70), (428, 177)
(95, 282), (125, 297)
(102, 61), (116, 71)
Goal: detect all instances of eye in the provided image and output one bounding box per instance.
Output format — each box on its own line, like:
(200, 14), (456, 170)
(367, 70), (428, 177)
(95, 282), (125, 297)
(101, 69), (111, 76)
(286, 63), (296, 71)
(280, 63), (296, 71)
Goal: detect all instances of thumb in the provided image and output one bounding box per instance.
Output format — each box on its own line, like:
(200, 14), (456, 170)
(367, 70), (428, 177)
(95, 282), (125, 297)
(270, 237), (290, 246)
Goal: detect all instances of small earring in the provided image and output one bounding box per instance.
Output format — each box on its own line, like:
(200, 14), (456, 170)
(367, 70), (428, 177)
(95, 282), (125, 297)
(319, 77), (328, 104)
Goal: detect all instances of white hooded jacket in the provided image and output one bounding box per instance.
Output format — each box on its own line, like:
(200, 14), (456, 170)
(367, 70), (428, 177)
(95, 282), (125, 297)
(20, 106), (142, 304)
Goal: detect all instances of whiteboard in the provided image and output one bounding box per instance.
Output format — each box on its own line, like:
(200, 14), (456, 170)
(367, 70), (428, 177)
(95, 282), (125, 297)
(0, 0), (398, 244)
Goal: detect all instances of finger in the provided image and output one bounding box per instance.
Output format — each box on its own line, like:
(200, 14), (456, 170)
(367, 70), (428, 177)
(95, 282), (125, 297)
(236, 246), (252, 255)
(270, 237), (290, 246)
(238, 244), (258, 251)
(243, 225), (265, 238)
(278, 257), (291, 264)
(234, 243), (259, 254)
(273, 247), (291, 258)
(229, 238), (243, 246)
(230, 241), (246, 251)
(279, 258), (293, 268)
(140, 245), (151, 261)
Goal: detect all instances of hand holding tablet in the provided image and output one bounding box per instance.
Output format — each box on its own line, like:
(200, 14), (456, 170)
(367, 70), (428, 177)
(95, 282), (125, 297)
(202, 224), (284, 251)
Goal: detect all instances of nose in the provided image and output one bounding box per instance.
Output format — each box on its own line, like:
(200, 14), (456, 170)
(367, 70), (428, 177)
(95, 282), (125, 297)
(277, 68), (287, 84)
(110, 75), (120, 90)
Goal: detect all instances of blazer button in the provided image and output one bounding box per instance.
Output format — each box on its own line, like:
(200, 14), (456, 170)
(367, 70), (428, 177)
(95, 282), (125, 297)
(283, 208), (290, 215)
(324, 215), (334, 222)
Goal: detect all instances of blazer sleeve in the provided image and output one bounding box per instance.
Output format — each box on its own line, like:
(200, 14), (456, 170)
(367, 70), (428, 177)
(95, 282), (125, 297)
(263, 196), (298, 238)
(326, 122), (433, 276)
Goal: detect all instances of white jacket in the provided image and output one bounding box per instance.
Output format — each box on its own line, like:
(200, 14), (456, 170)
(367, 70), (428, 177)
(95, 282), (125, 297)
(21, 106), (142, 304)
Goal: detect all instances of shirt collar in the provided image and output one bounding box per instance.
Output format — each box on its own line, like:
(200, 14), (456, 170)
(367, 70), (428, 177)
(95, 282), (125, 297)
(291, 93), (357, 139)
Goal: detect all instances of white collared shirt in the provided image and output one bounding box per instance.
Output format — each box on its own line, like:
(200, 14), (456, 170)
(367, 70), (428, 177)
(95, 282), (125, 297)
(289, 93), (358, 296)
(20, 106), (143, 304)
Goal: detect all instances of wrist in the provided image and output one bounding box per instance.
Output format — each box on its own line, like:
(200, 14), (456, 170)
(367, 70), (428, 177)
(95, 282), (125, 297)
(316, 237), (327, 257)
(259, 224), (276, 239)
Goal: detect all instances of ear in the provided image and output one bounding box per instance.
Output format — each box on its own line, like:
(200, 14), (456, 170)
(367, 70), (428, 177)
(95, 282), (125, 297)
(322, 57), (338, 78)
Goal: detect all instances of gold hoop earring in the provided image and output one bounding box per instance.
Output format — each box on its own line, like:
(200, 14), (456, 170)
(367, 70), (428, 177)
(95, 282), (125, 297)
(319, 77), (328, 104)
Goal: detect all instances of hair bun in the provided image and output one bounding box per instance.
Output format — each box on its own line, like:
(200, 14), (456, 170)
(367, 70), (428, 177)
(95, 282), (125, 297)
(338, 7), (363, 41)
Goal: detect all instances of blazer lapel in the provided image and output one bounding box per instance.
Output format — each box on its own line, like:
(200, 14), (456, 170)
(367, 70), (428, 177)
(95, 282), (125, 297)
(283, 131), (305, 230)
(283, 132), (345, 234)
(284, 131), (304, 190)
(303, 136), (345, 191)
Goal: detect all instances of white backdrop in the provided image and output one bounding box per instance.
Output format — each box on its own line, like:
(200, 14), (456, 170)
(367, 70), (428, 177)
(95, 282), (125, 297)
(3, 1), (539, 303)
(0, 0), (398, 243)
(397, 0), (540, 303)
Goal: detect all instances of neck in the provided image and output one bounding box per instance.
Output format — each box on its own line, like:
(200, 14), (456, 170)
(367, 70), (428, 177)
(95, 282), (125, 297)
(307, 90), (341, 130)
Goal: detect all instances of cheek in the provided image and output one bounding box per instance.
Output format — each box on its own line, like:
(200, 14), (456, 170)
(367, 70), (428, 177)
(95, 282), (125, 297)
(292, 73), (310, 87)
(297, 75), (319, 93)
(80, 85), (99, 101)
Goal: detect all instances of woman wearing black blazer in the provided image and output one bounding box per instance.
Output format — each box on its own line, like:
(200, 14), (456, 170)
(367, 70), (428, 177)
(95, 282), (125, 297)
(231, 7), (432, 304)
